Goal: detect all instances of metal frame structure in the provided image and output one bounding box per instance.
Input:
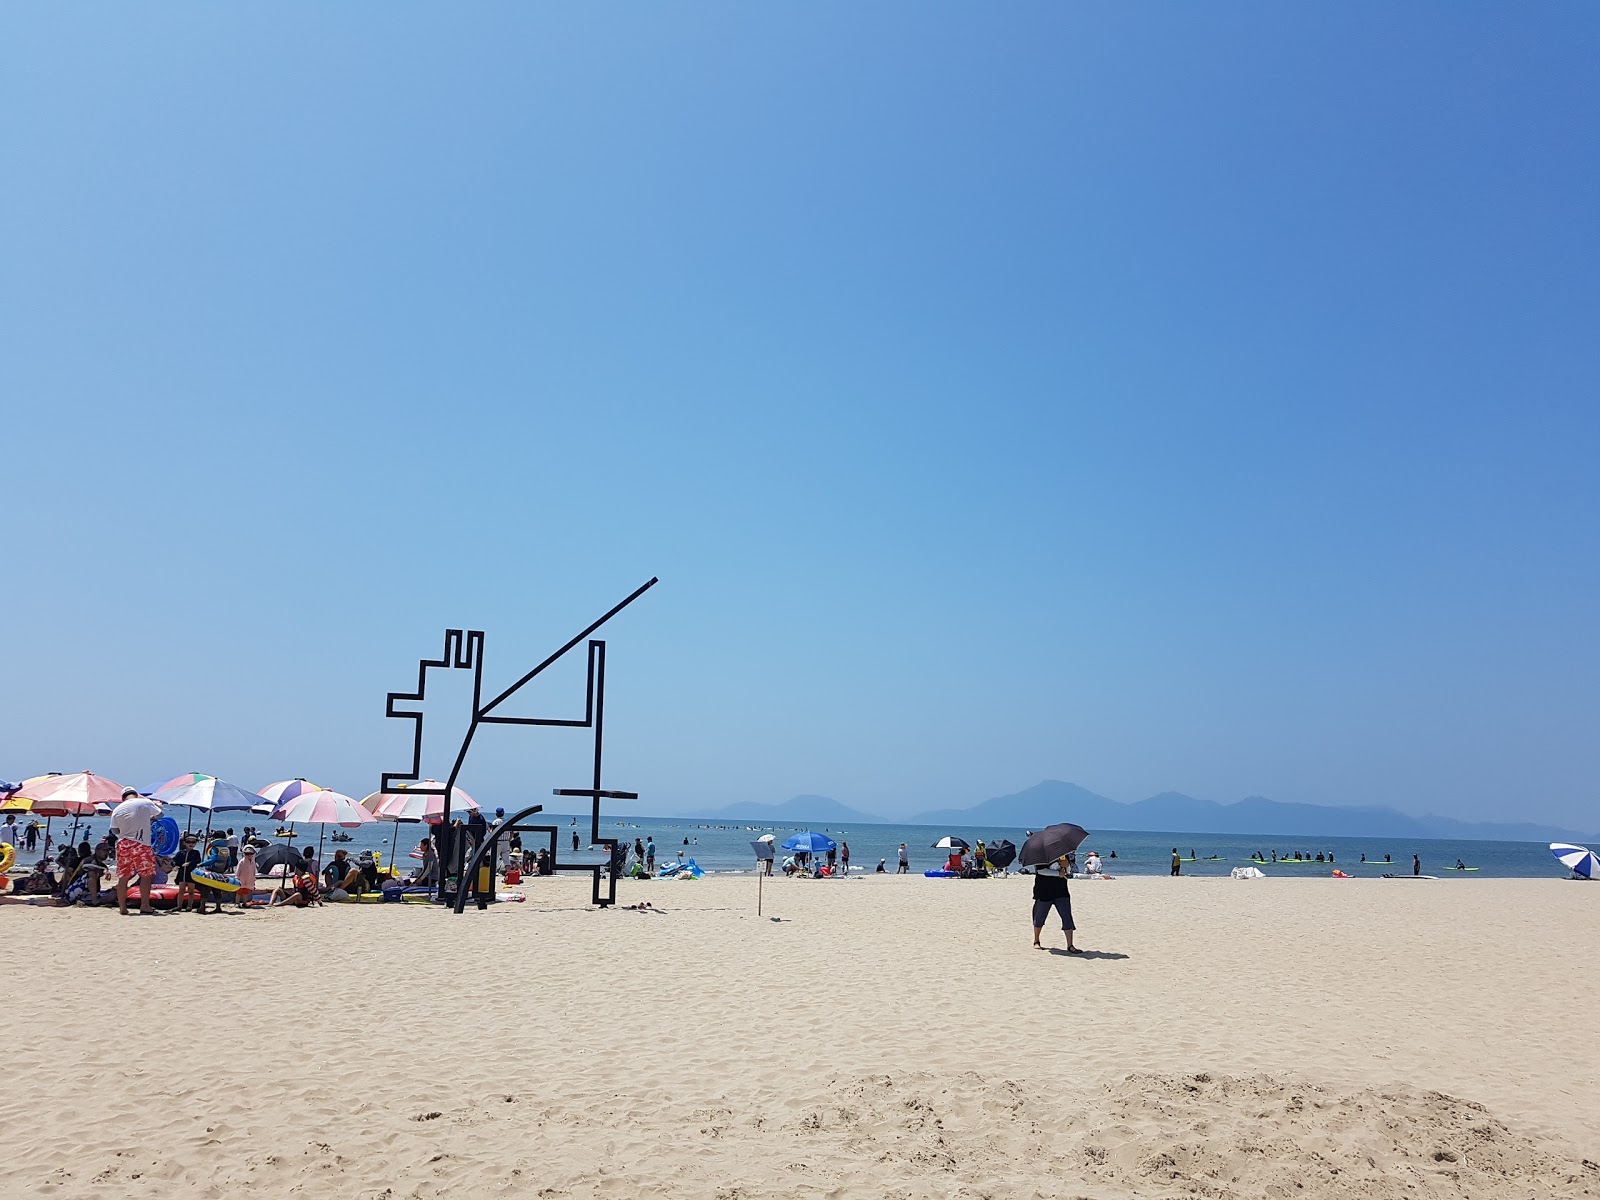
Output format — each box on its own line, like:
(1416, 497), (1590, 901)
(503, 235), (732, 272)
(381, 577), (657, 907)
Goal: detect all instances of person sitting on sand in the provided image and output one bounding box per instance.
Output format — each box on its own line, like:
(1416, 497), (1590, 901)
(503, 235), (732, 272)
(323, 848), (363, 894)
(81, 844), (111, 905)
(23, 857), (56, 895)
(271, 866), (322, 907)
(1084, 851), (1103, 875)
(401, 838), (438, 887)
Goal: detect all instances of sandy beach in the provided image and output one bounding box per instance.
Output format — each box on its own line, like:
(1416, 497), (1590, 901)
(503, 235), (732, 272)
(5, 874), (1596, 1198)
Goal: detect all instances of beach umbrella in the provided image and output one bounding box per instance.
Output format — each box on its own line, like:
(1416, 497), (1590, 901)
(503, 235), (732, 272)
(361, 782), (477, 883)
(985, 839), (1018, 869)
(273, 789), (374, 877)
(360, 780), (478, 824)
(12, 772), (128, 816)
(755, 834), (776, 843)
(932, 836), (969, 851)
(154, 773), (264, 843)
(257, 779), (325, 807)
(1550, 843), (1597, 879)
(272, 789), (373, 828)
(154, 774), (263, 813)
(780, 831), (836, 855)
(1019, 823), (1090, 868)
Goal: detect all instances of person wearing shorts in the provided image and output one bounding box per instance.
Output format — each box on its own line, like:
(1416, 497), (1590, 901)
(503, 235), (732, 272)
(109, 788), (163, 915)
(1031, 856), (1080, 953)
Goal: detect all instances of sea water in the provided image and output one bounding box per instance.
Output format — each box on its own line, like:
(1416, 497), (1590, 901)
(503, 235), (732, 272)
(163, 815), (1581, 880)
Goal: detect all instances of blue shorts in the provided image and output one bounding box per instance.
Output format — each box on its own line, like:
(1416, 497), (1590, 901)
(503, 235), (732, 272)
(1032, 895), (1074, 931)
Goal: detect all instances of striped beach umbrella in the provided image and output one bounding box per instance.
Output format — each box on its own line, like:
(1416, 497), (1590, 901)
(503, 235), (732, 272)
(272, 789), (374, 828)
(11, 772), (129, 816)
(257, 778), (325, 807)
(1550, 843), (1597, 879)
(153, 774), (262, 813)
(360, 780), (478, 824)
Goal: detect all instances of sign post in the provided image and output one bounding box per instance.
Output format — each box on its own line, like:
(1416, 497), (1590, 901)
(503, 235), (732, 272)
(751, 840), (774, 915)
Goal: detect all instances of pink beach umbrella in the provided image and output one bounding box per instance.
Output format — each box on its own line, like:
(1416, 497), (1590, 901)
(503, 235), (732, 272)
(272, 789), (374, 828)
(270, 789), (374, 883)
(13, 772), (131, 817)
(361, 781), (478, 882)
(359, 780), (478, 824)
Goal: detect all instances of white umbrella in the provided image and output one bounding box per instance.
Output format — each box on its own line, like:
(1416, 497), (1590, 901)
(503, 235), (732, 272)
(1550, 843), (1597, 879)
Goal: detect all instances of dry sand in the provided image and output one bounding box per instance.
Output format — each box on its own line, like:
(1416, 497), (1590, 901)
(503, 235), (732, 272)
(3, 874), (1596, 1198)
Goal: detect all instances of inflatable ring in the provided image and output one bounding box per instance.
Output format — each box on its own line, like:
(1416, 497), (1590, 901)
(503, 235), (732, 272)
(192, 867), (242, 893)
(150, 816), (181, 858)
(0, 843), (15, 873)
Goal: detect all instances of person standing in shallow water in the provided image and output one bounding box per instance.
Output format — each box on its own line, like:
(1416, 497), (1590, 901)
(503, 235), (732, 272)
(1413, 854), (1421, 877)
(1031, 856), (1080, 953)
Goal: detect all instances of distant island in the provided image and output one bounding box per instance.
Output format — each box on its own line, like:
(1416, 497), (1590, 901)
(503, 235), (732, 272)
(694, 780), (1595, 843)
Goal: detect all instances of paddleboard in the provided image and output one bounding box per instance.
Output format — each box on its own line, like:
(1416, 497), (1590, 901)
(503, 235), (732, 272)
(1441, 867), (1480, 871)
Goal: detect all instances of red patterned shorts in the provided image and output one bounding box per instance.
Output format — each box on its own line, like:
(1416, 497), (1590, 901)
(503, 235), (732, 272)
(116, 839), (156, 881)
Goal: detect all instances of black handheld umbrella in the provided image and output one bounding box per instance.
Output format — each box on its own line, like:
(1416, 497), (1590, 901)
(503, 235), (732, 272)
(986, 838), (1018, 869)
(1019, 824), (1089, 868)
(933, 836), (970, 851)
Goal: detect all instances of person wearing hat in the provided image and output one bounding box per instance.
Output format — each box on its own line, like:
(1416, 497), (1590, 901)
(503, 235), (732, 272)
(355, 849), (380, 892)
(492, 807), (509, 872)
(109, 787), (164, 915)
(235, 843), (258, 904)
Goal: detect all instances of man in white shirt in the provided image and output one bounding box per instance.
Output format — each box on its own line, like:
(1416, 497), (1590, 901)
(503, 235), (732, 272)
(109, 788), (164, 915)
(0, 814), (21, 846)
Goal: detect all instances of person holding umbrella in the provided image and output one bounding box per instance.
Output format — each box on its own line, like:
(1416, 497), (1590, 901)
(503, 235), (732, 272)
(1020, 823), (1089, 954)
(1032, 856), (1081, 953)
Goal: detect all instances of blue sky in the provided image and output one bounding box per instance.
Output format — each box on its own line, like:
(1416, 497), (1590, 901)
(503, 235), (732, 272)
(3, 5), (1596, 829)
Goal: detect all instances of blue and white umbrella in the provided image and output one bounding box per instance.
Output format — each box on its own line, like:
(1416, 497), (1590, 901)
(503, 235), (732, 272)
(1550, 843), (1597, 879)
(781, 831), (837, 855)
(152, 773), (263, 813)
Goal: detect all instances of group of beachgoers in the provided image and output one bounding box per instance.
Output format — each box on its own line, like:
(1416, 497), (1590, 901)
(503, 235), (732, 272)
(0, 790), (449, 913)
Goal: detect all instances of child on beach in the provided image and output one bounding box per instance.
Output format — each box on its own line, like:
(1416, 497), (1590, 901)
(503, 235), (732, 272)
(235, 844), (258, 905)
(174, 836), (204, 912)
(198, 834), (232, 912)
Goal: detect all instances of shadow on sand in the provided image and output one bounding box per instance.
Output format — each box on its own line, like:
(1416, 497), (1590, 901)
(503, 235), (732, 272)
(1046, 948), (1129, 960)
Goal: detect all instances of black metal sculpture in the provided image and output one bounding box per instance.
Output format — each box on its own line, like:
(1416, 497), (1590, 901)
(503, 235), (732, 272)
(382, 577), (657, 907)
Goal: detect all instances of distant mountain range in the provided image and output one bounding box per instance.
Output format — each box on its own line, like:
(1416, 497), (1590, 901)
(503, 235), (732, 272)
(693, 781), (1594, 843)
(688, 794), (884, 825)
(913, 781), (1596, 844)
